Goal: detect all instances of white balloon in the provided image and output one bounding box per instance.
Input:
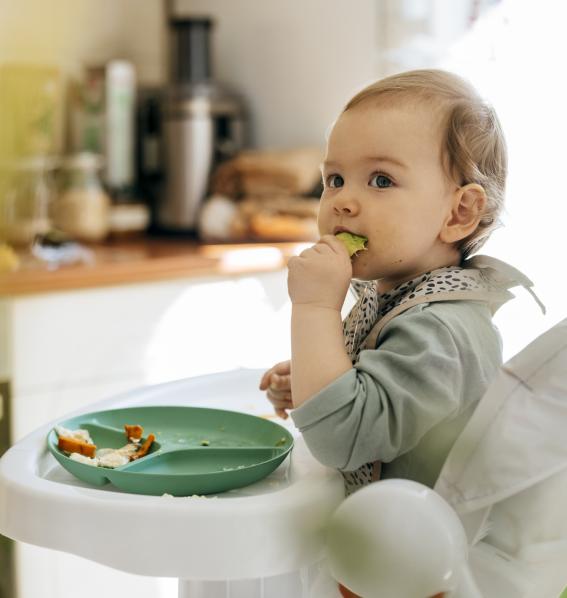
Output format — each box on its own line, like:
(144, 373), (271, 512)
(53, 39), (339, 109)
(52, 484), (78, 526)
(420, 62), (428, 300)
(326, 479), (475, 598)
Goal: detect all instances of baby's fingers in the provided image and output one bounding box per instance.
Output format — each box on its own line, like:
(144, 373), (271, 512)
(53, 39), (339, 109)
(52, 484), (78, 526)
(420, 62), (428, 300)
(259, 366), (278, 390)
(259, 360), (290, 390)
(259, 368), (272, 390)
(270, 373), (291, 391)
(268, 392), (292, 408)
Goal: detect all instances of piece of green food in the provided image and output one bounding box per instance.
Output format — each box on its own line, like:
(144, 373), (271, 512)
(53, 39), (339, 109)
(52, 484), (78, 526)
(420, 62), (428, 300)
(335, 232), (368, 257)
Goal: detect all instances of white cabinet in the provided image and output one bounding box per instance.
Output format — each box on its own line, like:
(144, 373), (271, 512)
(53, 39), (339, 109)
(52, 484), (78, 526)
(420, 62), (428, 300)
(0, 269), (291, 598)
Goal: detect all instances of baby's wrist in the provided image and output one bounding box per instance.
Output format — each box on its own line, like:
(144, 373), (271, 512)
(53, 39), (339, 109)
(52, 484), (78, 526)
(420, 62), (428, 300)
(291, 302), (342, 314)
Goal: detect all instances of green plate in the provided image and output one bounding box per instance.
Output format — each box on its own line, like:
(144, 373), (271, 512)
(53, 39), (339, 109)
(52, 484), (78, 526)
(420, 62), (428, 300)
(47, 406), (294, 496)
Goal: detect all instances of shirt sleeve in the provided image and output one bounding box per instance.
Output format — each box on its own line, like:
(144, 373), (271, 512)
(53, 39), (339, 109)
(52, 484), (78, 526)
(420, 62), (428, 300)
(290, 304), (465, 471)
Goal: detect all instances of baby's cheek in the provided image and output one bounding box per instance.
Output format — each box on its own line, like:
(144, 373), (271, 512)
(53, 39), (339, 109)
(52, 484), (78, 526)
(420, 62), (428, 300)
(316, 211), (328, 235)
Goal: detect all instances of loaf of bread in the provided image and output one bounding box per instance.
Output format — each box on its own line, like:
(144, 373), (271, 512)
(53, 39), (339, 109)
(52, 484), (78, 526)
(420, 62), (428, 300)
(212, 147), (323, 198)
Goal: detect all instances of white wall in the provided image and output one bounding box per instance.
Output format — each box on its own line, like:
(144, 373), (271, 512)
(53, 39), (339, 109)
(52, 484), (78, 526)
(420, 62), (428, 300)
(174, 0), (378, 148)
(0, 0), (378, 150)
(0, 0), (166, 83)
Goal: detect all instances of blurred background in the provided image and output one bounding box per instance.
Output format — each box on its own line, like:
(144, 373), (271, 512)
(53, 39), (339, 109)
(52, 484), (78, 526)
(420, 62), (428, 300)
(0, 1), (564, 597)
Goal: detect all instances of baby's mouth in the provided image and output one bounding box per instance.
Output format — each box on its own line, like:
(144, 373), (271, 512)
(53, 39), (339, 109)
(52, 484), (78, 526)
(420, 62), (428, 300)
(334, 231), (369, 258)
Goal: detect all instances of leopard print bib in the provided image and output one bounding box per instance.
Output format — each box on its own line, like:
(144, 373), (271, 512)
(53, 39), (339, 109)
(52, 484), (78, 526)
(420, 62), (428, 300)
(340, 255), (544, 495)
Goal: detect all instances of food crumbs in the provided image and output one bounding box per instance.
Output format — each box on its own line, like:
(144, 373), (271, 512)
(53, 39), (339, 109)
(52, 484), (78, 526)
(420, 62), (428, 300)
(275, 437), (287, 447)
(200, 440), (210, 446)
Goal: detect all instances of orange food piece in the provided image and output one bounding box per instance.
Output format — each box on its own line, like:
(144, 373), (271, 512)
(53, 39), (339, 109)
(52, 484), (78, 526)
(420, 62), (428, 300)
(130, 433), (155, 461)
(124, 424), (143, 440)
(58, 436), (97, 458)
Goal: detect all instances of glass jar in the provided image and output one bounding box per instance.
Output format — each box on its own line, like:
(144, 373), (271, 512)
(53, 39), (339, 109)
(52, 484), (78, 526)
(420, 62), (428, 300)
(52, 152), (110, 242)
(0, 156), (57, 247)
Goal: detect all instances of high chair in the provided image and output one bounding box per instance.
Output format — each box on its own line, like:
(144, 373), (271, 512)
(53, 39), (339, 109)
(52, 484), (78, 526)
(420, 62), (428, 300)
(2, 320), (565, 598)
(327, 318), (567, 598)
(0, 369), (346, 598)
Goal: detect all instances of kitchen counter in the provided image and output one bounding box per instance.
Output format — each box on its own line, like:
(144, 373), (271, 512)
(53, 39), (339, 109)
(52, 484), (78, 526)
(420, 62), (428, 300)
(0, 238), (310, 297)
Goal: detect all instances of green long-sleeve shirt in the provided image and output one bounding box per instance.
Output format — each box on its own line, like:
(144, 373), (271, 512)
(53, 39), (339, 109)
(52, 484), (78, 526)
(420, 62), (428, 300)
(290, 300), (503, 488)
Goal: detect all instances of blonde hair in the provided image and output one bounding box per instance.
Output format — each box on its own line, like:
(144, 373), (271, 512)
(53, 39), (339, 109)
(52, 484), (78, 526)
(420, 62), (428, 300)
(344, 69), (507, 259)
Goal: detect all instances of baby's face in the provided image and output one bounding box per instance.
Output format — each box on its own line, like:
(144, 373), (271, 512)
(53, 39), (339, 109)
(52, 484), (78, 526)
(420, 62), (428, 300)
(318, 101), (459, 290)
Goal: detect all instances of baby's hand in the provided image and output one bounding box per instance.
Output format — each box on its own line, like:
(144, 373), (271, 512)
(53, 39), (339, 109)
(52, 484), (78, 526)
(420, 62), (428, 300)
(259, 360), (292, 420)
(287, 235), (352, 311)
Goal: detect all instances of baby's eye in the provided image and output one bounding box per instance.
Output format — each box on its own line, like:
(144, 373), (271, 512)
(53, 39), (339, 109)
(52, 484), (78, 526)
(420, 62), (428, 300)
(326, 174), (344, 188)
(369, 173), (393, 189)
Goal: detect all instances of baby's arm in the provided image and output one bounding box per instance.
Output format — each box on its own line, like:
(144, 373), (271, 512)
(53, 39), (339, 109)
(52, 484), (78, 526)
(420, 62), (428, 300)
(287, 235), (353, 408)
(290, 304), (481, 473)
(291, 305), (351, 407)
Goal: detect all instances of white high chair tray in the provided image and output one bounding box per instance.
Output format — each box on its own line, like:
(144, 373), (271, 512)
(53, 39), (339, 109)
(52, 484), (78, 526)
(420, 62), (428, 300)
(0, 369), (344, 581)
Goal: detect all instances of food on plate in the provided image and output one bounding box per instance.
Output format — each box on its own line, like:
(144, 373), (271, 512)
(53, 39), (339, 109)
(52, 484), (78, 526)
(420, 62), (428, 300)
(335, 232), (368, 257)
(69, 453), (98, 466)
(57, 435), (97, 458)
(54, 424), (156, 468)
(55, 425), (94, 444)
(96, 444), (139, 467)
(130, 434), (156, 460)
(124, 424), (143, 442)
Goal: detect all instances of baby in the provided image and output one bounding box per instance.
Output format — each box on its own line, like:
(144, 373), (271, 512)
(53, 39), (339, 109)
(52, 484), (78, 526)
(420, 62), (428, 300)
(260, 69), (541, 500)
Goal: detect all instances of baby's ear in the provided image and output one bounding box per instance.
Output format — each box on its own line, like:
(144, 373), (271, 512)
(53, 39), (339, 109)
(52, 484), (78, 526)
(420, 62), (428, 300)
(440, 183), (487, 244)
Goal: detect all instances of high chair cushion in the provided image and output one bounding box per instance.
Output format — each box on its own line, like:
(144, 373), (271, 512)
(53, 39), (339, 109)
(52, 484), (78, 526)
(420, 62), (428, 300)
(434, 318), (567, 597)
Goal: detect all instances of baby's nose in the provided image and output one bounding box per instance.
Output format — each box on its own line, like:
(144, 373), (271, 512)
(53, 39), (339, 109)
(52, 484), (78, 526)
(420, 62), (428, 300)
(335, 205), (353, 214)
(333, 198), (359, 215)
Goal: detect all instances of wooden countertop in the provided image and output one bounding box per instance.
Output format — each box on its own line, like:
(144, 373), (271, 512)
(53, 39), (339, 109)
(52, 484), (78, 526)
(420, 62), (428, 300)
(0, 238), (311, 297)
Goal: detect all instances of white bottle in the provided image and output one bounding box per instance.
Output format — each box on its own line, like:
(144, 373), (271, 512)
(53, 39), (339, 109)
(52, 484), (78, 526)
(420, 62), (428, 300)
(105, 60), (136, 195)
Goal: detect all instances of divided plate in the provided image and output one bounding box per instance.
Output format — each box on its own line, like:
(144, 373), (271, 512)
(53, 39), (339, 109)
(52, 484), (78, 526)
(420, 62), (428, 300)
(47, 406), (294, 496)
